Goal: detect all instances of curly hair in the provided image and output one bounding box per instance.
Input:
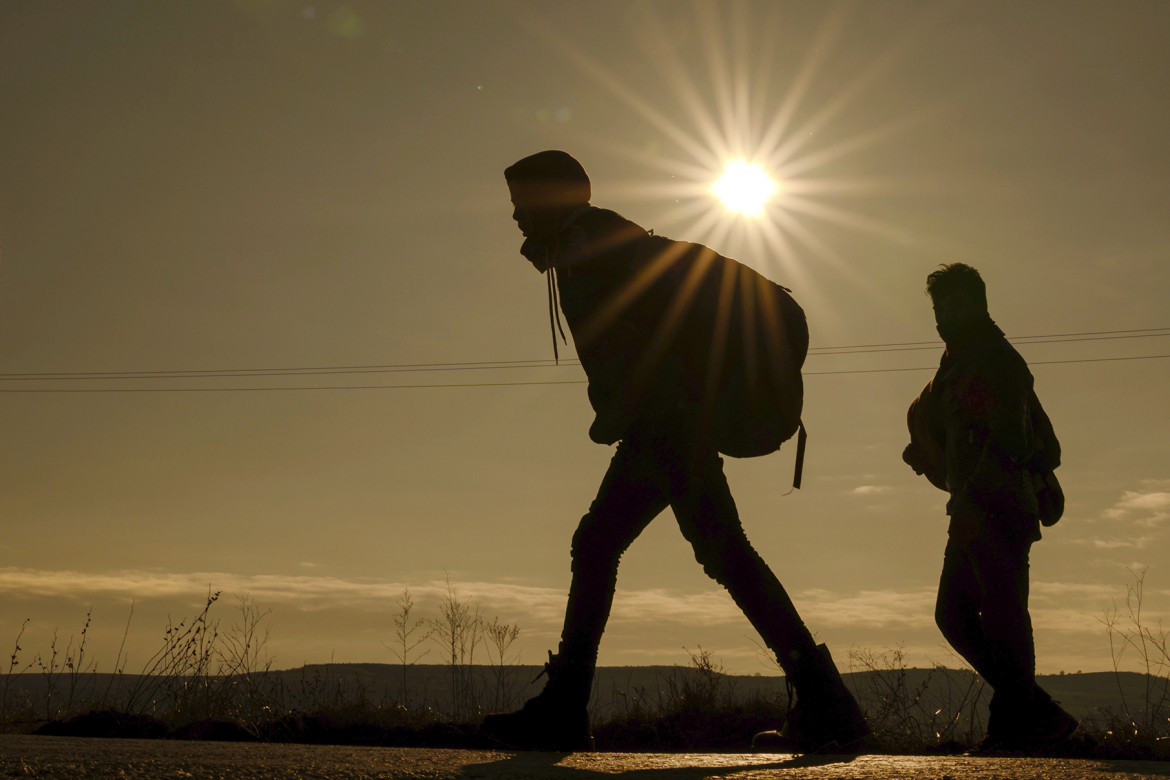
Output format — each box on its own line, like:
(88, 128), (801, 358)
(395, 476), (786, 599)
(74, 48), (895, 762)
(925, 263), (987, 311)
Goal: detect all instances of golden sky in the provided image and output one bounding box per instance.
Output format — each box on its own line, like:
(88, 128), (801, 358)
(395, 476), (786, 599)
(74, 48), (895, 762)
(1, 0), (1169, 676)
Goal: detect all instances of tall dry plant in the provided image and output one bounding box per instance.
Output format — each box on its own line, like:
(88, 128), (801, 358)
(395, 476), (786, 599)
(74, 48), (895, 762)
(427, 576), (483, 719)
(849, 645), (985, 751)
(0, 619), (35, 728)
(483, 616), (522, 712)
(1100, 567), (1170, 745)
(384, 588), (430, 705)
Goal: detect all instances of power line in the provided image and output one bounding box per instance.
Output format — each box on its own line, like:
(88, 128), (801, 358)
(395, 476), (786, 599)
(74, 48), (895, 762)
(0, 379), (591, 394)
(809, 326), (1170, 353)
(2, 327), (1168, 383)
(0, 359), (564, 381)
(805, 353), (1170, 376)
(811, 330), (1170, 356)
(1, 353), (1167, 393)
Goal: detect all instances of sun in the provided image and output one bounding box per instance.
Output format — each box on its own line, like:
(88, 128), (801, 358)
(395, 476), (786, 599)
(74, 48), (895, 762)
(711, 160), (779, 217)
(516, 2), (922, 288)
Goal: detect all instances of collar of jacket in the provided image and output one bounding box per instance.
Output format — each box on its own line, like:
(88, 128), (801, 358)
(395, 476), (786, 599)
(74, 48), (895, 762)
(546, 205), (595, 273)
(939, 314), (1004, 356)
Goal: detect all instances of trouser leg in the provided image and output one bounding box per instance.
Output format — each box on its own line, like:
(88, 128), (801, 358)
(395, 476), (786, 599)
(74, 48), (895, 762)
(558, 439), (668, 676)
(668, 450), (819, 677)
(971, 529), (1035, 698)
(660, 434), (868, 750)
(479, 439), (668, 749)
(937, 529), (1034, 695)
(937, 526), (1037, 742)
(936, 540), (996, 680)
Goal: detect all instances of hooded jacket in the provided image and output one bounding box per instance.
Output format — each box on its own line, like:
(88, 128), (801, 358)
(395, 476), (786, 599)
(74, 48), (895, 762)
(540, 206), (686, 444)
(915, 317), (1043, 542)
(533, 204), (807, 458)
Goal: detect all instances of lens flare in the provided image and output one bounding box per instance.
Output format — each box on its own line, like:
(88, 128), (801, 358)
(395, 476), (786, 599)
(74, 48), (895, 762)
(513, 1), (932, 332)
(711, 161), (778, 217)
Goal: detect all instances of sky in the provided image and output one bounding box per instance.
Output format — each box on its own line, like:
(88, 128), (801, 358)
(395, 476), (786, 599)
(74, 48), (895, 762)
(2, 0), (1169, 679)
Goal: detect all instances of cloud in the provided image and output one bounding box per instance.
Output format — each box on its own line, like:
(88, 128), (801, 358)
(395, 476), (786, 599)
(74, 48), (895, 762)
(795, 587), (937, 629)
(1118, 492), (1170, 511)
(7, 568), (1145, 660)
(613, 587), (945, 631)
(1101, 490), (1170, 528)
(0, 568), (945, 634)
(0, 568), (566, 619)
(851, 485), (892, 496)
(1030, 578), (1170, 636)
(1032, 581), (1126, 600)
(3, 568), (1146, 674)
(1092, 538), (1151, 550)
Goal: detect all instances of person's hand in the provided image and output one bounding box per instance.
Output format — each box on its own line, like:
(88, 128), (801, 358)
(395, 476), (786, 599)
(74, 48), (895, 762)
(520, 237), (551, 272)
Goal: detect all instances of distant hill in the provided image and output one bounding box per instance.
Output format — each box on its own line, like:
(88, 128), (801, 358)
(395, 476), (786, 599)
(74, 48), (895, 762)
(258, 663), (1164, 728)
(3, 662), (1164, 731)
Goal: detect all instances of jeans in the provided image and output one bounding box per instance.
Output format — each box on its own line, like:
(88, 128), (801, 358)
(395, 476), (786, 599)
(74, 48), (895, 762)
(935, 521), (1035, 709)
(556, 408), (819, 682)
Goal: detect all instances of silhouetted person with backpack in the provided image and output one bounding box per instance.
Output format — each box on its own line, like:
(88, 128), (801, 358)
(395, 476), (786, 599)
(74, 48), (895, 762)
(903, 263), (1077, 752)
(480, 150), (869, 752)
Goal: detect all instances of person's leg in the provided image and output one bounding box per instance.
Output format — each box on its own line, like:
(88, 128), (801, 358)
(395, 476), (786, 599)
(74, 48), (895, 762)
(654, 424), (867, 750)
(557, 438), (670, 673)
(949, 524), (1075, 750)
(480, 437), (667, 749)
(935, 538), (996, 681)
(969, 527), (1035, 699)
(668, 450), (819, 673)
(936, 537), (1019, 746)
(971, 525), (1074, 747)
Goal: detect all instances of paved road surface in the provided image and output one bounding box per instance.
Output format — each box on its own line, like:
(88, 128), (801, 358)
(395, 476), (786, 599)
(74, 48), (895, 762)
(3, 734), (1169, 779)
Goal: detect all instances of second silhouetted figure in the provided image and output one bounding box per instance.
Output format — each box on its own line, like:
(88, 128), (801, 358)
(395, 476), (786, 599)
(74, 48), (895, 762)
(904, 263), (1077, 752)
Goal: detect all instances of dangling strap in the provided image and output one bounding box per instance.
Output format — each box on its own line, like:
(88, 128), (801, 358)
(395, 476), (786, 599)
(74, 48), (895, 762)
(792, 421), (807, 490)
(546, 267), (567, 363)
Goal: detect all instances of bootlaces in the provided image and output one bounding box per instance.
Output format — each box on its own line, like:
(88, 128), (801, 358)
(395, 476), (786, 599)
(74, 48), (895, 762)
(532, 649), (557, 684)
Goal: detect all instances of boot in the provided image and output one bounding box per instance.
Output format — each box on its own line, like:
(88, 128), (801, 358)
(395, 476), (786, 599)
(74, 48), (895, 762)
(479, 652), (593, 751)
(975, 686), (1077, 754)
(753, 644), (870, 753)
(970, 690), (1020, 754)
(1026, 688), (1077, 745)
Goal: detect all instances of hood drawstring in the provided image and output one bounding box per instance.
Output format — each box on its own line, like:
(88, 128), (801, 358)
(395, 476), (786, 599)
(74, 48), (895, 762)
(547, 266), (567, 364)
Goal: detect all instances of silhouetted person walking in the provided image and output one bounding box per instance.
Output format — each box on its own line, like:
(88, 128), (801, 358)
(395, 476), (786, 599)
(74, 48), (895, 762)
(481, 150), (868, 752)
(903, 263), (1076, 752)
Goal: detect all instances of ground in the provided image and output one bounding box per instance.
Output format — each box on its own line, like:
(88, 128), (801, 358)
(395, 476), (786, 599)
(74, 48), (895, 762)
(3, 735), (1170, 780)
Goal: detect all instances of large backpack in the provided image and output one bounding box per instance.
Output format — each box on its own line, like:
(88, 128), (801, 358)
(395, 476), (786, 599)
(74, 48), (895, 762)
(633, 234), (809, 464)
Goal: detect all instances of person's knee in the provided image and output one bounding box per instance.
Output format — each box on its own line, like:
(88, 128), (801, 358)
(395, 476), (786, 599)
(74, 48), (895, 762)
(691, 532), (755, 581)
(570, 518), (623, 567)
(935, 598), (958, 639)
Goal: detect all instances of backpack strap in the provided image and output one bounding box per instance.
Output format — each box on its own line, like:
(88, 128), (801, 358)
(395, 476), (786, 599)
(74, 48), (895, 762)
(792, 420), (807, 490)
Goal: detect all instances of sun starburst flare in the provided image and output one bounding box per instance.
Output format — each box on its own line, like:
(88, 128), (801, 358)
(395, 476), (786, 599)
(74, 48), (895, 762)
(515, 1), (935, 336)
(711, 160), (779, 217)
